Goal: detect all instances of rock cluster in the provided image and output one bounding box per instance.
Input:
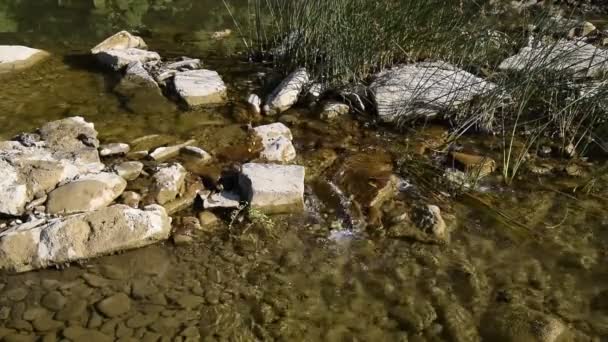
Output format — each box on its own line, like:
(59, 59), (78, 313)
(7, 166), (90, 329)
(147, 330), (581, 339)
(90, 31), (227, 108)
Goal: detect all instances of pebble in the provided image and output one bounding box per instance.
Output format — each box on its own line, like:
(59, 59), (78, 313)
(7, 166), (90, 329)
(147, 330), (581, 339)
(96, 293), (132, 317)
(99, 143), (130, 157)
(32, 316), (64, 332)
(198, 211), (219, 227)
(62, 326), (113, 342)
(114, 161), (144, 181)
(175, 294), (205, 309)
(120, 191), (142, 208)
(82, 273), (109, 288)
(22, 308), (49, 321)
(41, 291), (67, 311)
(5, 288), (29, 301)
(55, 299), (87, 321)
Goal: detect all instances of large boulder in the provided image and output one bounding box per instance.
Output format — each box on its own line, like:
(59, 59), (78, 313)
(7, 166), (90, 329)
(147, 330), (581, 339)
(264, 68), (309, 115)
(0, 45), (49, 73)
(239, 163), (305, 214)
(0, 117), (104, 216)
(95, 48), (161, 71)
(46, 173), (127, 215)
(498, 39), (608, 77)
(91, 31), (147, 54)
(252, 123), (296, 162)
(172, 69), (227, 108)
(369, 62), (497, 123)
(0, 205), (171, 273)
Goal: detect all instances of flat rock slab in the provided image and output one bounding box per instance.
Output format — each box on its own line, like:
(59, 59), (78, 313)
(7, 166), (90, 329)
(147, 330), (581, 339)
(95, 48), (160, 71)
(498, 39), (608, 77)
(253, 123), (296, 162)
(0, 45), (49, 73)
(264, 68), (309, 115)
(46, 172), (127, 214)
(91, 30), (147, 54)
(115, 61), (160, 96)
(239, 163), (305, 214)
(173, 69), (227, 107)
(369, 62), (496, 123)
(0, 205), (171, 273)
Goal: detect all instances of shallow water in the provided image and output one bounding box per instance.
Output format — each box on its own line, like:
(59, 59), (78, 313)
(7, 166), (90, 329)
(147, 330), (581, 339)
(1, 1), (608, 341)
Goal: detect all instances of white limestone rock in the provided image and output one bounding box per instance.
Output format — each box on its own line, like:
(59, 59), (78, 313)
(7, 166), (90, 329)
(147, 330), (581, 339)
(253, 123), (296, 162)
(149, 139), (196, 161)
(0, 45), (49, 73)
(0, 205), (171, 273)
(369, 62), (497, 123)
(150, 163), (187, 205)
(264, 68), (310, 115)
(320, 101), (350, 120)
(202, 191), (241, 209)
(499, 39), (608, 78)
(45, 172), (127, 215)
(173, 69), (227, 108)
(99, 143), (130, 157)
(239, 163), (305, 214)
(91, 31), (147, 54)
(95, 48), (160, 71)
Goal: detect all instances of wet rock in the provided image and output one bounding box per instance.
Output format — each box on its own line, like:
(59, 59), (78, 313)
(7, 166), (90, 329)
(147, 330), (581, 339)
(149, 139), (196, 161)
(173, 69), (227, 107)
(32, 315), (63, 332)
(96, 293), (131, 317)
(163, 178), (203, 215)
(202, 191), (241, 209)
(499, 39), (608, 77)
(46, 172), (127, 214)
(264, 68), (310, 115)
(62, 326), (113, 342)
(150, 163), (187, 205)
(0, 205), (171, 272)
(120, 191), (142, 208)
(55, 299), (87, 321)
(175, 294), (205, 309)
(412, 205), (448, 241)
(319, 101), (350, 121)
(114, 161), (144, 181)
(198, 211), (220, 228)
(5, 288), (28, 301)
(370, 62), (496, 123)
(180, 146), (212, 163)
(115, 61), (160, 96)
(91, 31), (147, 54)
(99, 143), (130, 157)
(247, 94), (262, 115)
(3, 333), (36, 342)
(389, 298), (437, 332)
(41, 291), (67, 311)
(82, 273), (109, 288)
(252, 123), (296, 162)
(0, 45), (49, 73)
(481, 304), (568, 342)
(449, 152), (496, 178)
(239, 163), (305, 214)
(23, 308), (48, 321)
(96, 48), (161, 71)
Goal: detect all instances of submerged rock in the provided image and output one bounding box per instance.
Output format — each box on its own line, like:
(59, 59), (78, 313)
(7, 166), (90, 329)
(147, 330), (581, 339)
(264, 68), (310, 115)
(90, 31), (147, 54)
(172, 69), (227, 107)
(150, 163), (187, 205)
(252, 123), (296, 162)
(481, 304), (568, 342)
(0, 205), (171, 273)
(449, 152), (496, 178)
(0, 45), (49, 73)
(499, 39), (608, 77)
(369, 62), (496, 123)
(95, 48), (161, 71)
(239, 163), (305, 214)
(46, 172), (127, 214)
(247, 94), (262, 115)
(149, 139), (196, 161)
